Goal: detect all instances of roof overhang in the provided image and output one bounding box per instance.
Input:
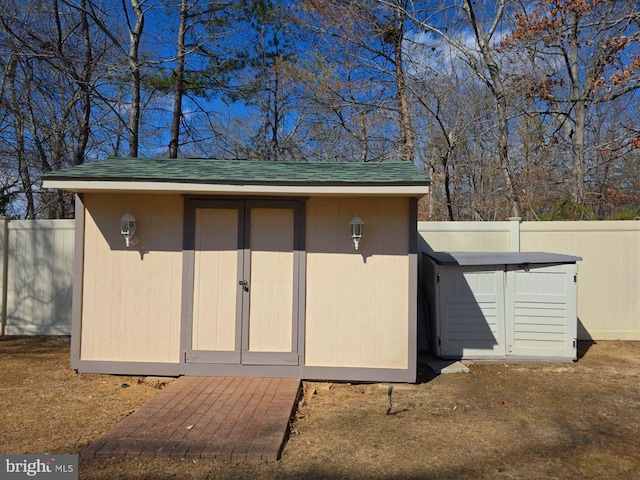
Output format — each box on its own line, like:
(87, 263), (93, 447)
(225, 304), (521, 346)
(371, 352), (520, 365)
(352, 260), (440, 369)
(42, 179), (430, 197)
(42, 157), (432, 197)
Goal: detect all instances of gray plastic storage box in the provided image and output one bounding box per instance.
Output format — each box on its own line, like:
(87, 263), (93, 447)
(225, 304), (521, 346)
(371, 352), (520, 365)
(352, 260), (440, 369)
(423, 252), (582, 361)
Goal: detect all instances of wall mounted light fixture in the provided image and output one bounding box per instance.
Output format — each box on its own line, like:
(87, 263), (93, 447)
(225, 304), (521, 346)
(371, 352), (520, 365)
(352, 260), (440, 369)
(120, 212), (139, 247)
(350, 216), (364, 250)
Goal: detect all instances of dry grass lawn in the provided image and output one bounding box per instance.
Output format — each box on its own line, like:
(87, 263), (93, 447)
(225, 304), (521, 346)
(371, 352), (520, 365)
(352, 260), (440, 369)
(1, 336), (639, 479)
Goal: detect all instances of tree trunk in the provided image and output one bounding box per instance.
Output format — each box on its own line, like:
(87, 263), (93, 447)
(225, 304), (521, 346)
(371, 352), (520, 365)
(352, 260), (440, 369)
(495, 94), (521, 217)
(127, 0), (144, 158)
(464, 0), (521, 218)
(392, 2), (415, 162)
(571, 99), (586, 204)
(443, 152), (455, 221)
(169, 0), (188, 159)
(359, 111), (368, 162)
(271, 60), (281, 162)
(7, 55), (35, 218)
(567, 13), (585, 204)
(75, 0), (92, 168)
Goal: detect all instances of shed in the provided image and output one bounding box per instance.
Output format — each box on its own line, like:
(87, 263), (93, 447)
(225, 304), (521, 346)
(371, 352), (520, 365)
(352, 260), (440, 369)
(423, 252), (582, 361)
(43, 157), (430, 383)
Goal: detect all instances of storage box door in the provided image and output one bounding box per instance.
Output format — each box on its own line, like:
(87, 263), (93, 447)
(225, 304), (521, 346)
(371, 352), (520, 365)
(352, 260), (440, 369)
(439, 266), (506, 358)
(506, 264), (578, 359)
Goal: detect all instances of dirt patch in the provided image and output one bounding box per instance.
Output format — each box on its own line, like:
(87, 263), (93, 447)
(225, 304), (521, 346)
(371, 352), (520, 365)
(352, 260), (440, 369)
(1, 337), (639, 479)
(0, 336), (158, 455)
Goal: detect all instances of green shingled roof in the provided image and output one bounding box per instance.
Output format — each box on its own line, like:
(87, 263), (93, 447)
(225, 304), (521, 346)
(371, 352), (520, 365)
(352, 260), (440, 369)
(42, 157), (431, 186)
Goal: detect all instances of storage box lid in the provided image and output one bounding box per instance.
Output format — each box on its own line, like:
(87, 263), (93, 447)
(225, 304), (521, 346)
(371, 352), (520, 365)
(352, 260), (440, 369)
(424, 251), (582, 266)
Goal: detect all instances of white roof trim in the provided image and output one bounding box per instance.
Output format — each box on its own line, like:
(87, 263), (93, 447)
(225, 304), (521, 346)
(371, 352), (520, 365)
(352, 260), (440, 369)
(43, 179), (429, 197)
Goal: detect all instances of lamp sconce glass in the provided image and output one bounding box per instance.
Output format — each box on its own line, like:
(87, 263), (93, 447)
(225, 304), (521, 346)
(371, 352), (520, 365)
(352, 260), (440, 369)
(349, 216), (364, 250)
(120, 212), (139, 247)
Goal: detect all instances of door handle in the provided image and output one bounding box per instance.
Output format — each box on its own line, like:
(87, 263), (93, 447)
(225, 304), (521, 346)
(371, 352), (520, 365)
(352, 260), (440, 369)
(238, 280), (249, 292)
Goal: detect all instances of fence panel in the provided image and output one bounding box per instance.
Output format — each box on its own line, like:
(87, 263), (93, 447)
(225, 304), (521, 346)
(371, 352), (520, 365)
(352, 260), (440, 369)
(419, 220), (640, 341)
(520, 221), (640, 341)
(1, 219), (74, 335)
(417, 221), (511, 253)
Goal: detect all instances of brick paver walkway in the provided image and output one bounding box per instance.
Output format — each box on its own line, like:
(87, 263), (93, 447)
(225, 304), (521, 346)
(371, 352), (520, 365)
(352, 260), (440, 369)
(81, 376), (301, 461)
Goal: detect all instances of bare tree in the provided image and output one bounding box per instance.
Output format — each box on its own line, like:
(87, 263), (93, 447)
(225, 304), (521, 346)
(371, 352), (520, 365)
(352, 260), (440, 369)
(504, 0), (640, 207)
(400, 0), (522, 216)
(77, 0), (148, 158)
(0, 0), (107, 217)
(5, 55), (34, 218)
(296, 0), (417, 162)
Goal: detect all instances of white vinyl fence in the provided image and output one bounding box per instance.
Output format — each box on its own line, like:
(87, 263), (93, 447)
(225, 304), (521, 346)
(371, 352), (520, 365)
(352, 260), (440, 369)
(2, 218), (638, 341)
(0, 218), (75, 335)
(419, 219), (640, 341)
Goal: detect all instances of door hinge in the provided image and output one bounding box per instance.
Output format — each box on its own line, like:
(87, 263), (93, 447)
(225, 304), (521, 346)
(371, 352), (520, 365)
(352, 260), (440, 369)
(436, 274), (440, 284)
(437, 337), (441, 346)
(573, 339), (577, 349)
(574, 274), (577, 283)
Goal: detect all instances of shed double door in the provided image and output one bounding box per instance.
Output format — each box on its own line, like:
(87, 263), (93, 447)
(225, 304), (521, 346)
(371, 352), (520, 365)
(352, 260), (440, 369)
(185, 200), (300, 366)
